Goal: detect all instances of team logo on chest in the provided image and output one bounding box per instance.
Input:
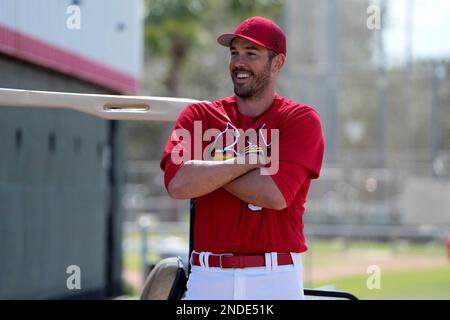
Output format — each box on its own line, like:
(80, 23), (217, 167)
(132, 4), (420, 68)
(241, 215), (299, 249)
(208, 121), (271, 213)
(170, 120), (280, 175)
(208, 122), (271, 161)
(209, 122), (241, 160)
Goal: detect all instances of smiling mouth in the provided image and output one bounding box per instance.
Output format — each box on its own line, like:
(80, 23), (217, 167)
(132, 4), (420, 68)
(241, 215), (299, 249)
(233, 71), (252, 83)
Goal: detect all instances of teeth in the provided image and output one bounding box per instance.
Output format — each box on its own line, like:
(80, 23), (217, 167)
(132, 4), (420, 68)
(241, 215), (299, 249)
(236, 73), (250, 79)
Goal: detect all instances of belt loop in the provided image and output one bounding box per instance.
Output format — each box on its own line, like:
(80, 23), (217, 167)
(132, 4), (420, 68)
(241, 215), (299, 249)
(264, 253), (272, 272)
(204, 252), (211, 269)
(270, 252), (278, 271)
(189, 250), (195, 267)
(290, 252), (302, 269)
(199, 252), (206, 268)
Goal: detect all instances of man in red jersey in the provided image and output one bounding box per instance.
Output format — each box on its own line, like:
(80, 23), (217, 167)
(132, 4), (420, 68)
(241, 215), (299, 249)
(160, 16), (325, 300)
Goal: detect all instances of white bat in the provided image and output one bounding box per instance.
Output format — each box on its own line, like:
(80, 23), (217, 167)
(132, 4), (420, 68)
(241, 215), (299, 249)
(0, 88), (204, 121)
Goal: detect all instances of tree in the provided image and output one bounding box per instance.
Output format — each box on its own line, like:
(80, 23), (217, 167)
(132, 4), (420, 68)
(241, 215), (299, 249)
(144, 0), (210, 96)
(130, 0), (284, 161)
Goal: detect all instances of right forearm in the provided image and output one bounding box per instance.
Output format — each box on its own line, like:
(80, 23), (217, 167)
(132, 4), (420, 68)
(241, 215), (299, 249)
(167, 158), (260, 199)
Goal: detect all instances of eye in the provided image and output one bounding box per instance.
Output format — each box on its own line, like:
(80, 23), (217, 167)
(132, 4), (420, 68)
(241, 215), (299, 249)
(230, 51), (237, 56)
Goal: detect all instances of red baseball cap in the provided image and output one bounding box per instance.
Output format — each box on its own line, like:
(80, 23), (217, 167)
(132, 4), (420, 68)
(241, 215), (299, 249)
(217, 16), (287, 56)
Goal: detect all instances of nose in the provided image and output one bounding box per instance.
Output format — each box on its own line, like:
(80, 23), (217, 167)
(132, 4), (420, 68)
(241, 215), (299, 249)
(230, 54), (248, 70)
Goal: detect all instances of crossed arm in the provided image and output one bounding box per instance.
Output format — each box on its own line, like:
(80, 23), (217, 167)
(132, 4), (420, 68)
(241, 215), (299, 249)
(167, 156), (287, 210)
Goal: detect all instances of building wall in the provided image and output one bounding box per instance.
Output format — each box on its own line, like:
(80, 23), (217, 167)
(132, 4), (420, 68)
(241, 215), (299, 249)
(0, 0), (143, 79)
(0, 56), (125, 299)
(0, 0), (143, 93)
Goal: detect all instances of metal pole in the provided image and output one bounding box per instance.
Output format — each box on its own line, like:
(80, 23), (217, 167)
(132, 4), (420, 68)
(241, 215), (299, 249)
(139, 215), (151, 284)
(404, 0), (414, 173)
(431, 63), (444, 178)
(324, 0), (340, 164)
(376, 0), (387, 169)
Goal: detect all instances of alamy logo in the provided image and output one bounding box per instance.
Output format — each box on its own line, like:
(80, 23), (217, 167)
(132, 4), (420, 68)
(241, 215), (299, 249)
(366, 265), (381, 290)
(66, 265), (81, 290)
(366, 5), (381, 30)
(66, 5), (81, 30)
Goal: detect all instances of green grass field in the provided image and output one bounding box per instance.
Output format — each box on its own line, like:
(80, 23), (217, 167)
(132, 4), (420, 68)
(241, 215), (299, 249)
(307, 265), (450, 300)
(124, 252), (159, 271)
(302, 239), (450, 299)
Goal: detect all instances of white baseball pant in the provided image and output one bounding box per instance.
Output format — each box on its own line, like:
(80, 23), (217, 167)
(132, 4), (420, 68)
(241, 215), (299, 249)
(184, 252), (304, 300)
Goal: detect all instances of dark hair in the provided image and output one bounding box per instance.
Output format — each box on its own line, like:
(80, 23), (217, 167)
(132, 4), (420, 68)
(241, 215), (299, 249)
(268, 50), (278, 62)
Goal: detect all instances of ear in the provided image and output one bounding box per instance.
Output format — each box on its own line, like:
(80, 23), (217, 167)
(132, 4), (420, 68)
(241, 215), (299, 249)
(272, 54), (286, 74)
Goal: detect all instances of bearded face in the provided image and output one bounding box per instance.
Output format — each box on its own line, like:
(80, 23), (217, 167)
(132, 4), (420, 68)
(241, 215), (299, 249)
(229, 38), (274, 99)
(231, 59), (272, 99)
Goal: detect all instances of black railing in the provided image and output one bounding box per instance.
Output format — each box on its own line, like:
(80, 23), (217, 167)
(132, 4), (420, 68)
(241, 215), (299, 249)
(304, 288), (358, 300)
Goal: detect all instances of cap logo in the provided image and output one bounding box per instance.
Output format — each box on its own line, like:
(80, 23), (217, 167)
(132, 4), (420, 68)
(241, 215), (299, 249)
(239, 19), (256, 33)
